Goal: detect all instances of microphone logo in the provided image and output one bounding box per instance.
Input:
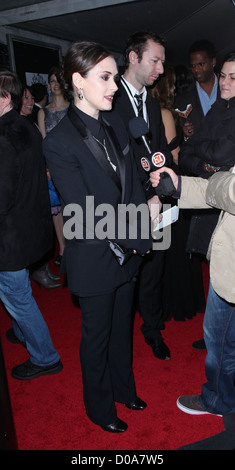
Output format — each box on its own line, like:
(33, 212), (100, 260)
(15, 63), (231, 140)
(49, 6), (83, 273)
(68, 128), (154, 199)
(141, 157), (151, 172)
(140, 152), (166, 173)
(151, 152), (165, 168)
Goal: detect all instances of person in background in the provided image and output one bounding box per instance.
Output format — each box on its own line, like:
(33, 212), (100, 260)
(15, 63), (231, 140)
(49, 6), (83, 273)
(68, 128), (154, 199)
(179, 51), (235, 177)
(175, 40), (219, 140)
(113, 30), (172, 360)
(150, 165), (235, 419)
(18, 84), (61, 289)
(31, 82), (48, 124)
(174, 63), (194, 97)
(0, 70), (62, 380)
(178, 50), (235, 348)
(149, 67), (205, 321)
(43, 41), (152, 433)
(150, 50), (235, 418)
(174, 41), (221, 349)
(19, 85), (34, 118)
(38, 67), (69, 267)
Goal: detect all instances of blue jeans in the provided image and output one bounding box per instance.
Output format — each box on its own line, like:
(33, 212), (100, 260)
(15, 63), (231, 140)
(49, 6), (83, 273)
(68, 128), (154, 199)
(200, 282), (235, 414)
(0, 269), (60, 367)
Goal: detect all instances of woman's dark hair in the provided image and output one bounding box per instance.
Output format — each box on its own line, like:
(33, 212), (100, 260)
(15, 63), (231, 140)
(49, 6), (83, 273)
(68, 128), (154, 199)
(63, 41), (112, 93)
(18, 85), (34, 115)
(21, 85), (33, 97)
(222, 51), (235, 64)
(48, 65), (69, 99)
(149, 66), (175, 110)
(0, 70), (22, 109)
(48, 66), (64, 84)
(174, 64), (194, 95)
(123, 30), (165, 69)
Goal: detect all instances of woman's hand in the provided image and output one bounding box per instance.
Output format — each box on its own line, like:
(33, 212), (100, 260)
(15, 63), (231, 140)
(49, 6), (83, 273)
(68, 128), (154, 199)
(150, 167), (179, 192)
(147, 194), (162, 231)
(46, 168), (52, 181)
(183, 121), (194, 137)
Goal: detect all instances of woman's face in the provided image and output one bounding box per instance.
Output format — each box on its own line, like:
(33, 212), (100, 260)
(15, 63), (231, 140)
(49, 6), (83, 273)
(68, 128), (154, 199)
(49, 74), (62, 96)
(219, 61), (235, 101)
(74, 56), (118, 118)
(20, 88), (34, 116)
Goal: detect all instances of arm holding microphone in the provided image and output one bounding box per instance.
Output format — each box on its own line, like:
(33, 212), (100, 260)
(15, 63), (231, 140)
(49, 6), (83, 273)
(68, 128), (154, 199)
(128, 117), (176, 198)
(150, 167), (228, 211)
(150, 167), (180, 195)
(150, 166), (209, 206)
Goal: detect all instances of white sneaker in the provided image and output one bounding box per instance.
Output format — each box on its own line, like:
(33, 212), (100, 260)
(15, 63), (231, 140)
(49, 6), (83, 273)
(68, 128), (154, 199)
(177, 394), (222, 416)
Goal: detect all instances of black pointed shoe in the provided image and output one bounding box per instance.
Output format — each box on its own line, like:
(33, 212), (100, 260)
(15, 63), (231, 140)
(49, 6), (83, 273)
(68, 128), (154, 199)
(145, 337), (170, 360)
(125, 397), (147, 410)
(101, 418), (128, 433)
(31, 269), (61, 289)
(45, 263), (61, 281)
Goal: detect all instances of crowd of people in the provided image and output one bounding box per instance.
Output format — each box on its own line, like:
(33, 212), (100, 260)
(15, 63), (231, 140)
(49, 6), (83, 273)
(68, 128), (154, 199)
(0, 29), (235, 447)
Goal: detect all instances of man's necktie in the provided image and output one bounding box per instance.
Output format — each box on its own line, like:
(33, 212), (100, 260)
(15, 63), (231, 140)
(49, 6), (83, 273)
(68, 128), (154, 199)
(135, 93), (143, 117)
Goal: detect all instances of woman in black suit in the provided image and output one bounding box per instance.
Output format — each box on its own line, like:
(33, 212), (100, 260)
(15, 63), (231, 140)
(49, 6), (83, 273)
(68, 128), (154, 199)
(43, 41), (153, 432)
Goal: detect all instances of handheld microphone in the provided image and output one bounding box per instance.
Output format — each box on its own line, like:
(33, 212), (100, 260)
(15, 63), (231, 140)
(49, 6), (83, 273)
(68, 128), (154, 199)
(128, 117), (175, 197)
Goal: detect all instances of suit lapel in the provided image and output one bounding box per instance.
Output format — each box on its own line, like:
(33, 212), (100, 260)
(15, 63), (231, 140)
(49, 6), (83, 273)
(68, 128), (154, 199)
(102, 116), (126, 203)
(67, 105), (122, 193)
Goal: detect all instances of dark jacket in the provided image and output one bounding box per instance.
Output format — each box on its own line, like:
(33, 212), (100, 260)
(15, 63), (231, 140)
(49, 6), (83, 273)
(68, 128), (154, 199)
(179, 96), (235, 177)
(113, 82), (172, 200)
(175, 81), (221, 137)
(178, 96), (235, 255)
(0, 109), (53, 270)
(32, 103), (41, 124)
(43, 104), (152, 296)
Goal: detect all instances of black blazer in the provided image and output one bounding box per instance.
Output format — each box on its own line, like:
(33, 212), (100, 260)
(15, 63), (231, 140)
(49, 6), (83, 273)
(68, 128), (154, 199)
(113, 82), (172, 200)
(178, 95), (233, 178)
(175, 82), (221, 136)
(32, 103), (41, 124)
(43, 104), (152, 296)
(0, 109), (53, 271)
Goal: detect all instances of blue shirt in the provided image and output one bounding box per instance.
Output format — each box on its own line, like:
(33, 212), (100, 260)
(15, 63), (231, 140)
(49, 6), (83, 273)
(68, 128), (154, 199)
(196, 75), (218, 116)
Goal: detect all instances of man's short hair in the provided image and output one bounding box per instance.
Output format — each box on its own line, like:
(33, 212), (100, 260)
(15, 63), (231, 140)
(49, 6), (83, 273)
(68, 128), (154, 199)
(31, 83), (48, 102)
(189, 40), (216, 59)
(123, 30), (165, 69)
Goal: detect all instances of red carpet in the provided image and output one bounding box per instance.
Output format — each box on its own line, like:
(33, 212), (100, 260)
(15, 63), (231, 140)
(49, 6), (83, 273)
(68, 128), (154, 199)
(0, 261), (225, 452)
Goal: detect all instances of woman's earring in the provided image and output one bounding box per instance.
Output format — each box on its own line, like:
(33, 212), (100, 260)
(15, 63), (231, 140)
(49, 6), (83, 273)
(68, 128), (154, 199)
(78, 88), (83, 100)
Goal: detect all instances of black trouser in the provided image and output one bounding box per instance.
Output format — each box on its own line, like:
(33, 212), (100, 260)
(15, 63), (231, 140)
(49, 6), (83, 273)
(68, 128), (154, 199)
(137, 249), (165, 339)
(79, 280), (137, 426)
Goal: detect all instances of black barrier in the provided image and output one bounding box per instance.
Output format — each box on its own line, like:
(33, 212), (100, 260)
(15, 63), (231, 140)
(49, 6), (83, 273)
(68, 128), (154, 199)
(0, 336), (17, 450)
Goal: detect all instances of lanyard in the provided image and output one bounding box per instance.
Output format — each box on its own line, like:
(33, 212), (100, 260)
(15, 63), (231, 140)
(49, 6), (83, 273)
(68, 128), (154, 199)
(121, 77), (151, 152)
(121, 77), (148, 121)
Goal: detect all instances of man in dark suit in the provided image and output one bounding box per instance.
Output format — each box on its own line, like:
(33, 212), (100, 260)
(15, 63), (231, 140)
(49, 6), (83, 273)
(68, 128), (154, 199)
(175, 40), (219, 142)
(114, 31), (172, 360)
(0, 71), (62, 380)
(31, 82), (48, 124)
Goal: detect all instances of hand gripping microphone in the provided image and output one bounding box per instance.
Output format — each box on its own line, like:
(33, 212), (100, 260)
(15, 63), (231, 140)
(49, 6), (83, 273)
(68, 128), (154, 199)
(128, 117), (175, 197)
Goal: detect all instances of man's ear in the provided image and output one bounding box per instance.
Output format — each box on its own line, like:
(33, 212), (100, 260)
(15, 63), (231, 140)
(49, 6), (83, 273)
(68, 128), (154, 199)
(129, 50), (139, 65)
